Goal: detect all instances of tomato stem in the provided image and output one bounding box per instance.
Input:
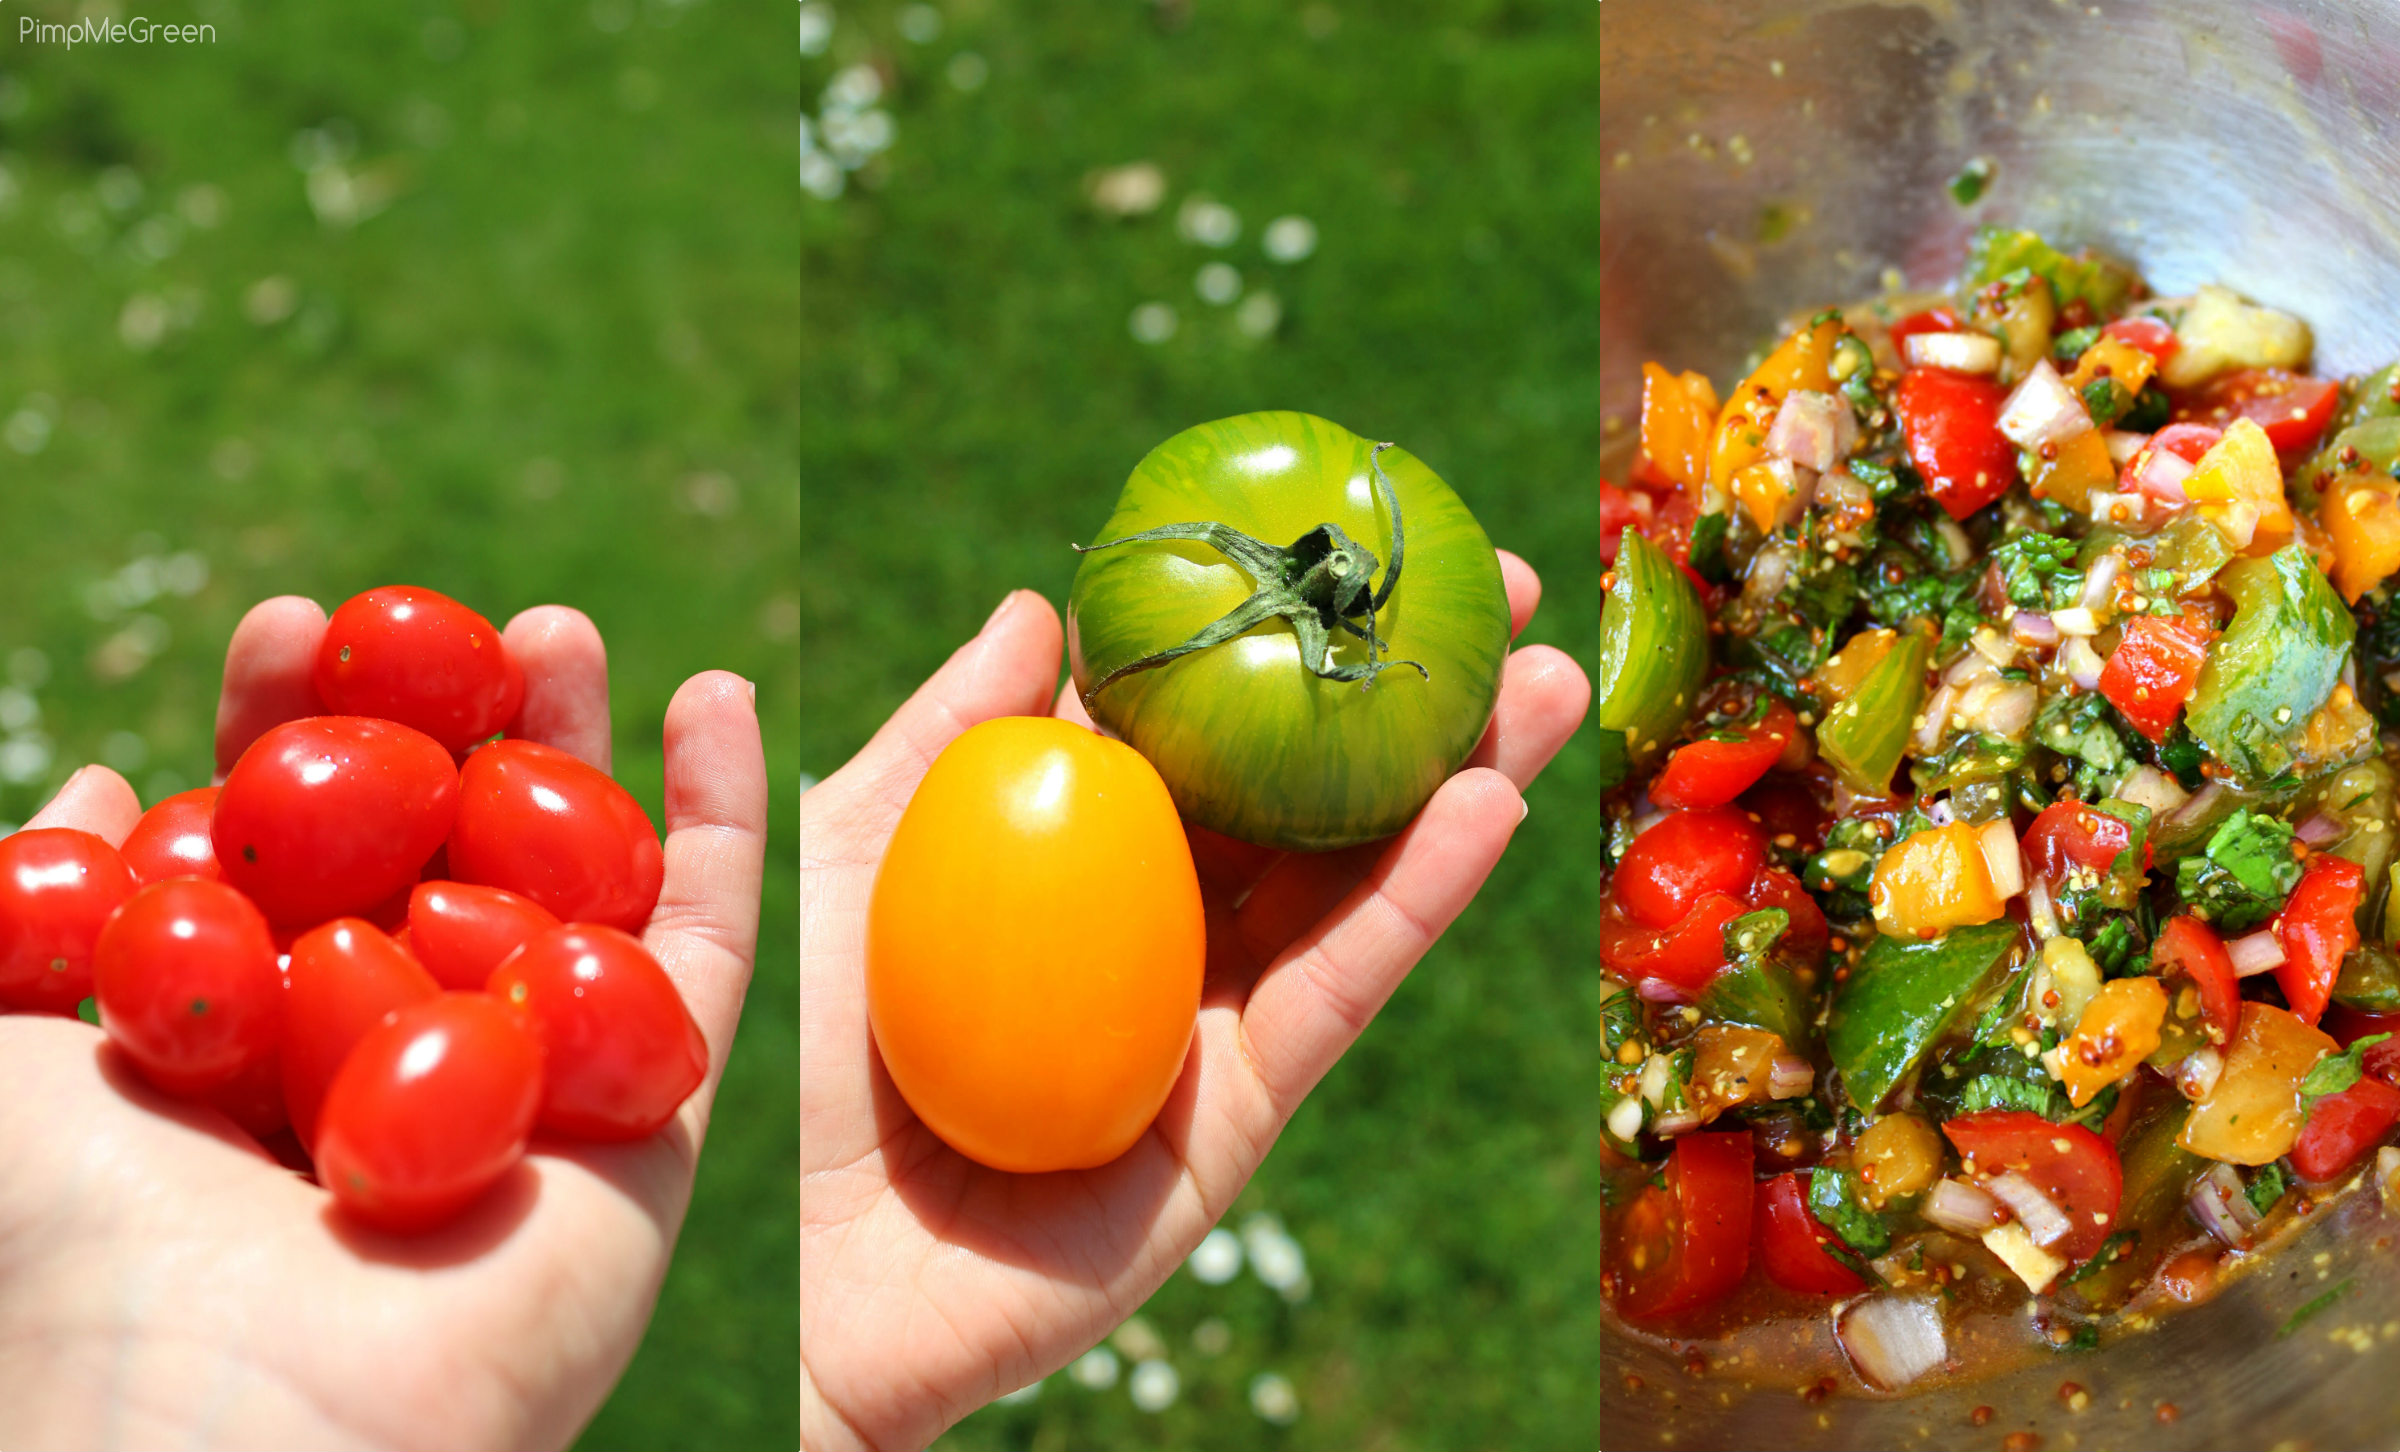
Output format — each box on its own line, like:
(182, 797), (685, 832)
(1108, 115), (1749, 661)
(1073, 441), (1427, 706)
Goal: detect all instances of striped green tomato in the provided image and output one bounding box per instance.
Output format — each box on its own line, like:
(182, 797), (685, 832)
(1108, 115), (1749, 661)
(1067, 411), (1510, 851)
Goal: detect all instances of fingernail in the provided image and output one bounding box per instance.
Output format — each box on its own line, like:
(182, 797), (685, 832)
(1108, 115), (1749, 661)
(745, 678), (757, 706)
(1516, 794), (1530, 824)
(980, 590), (1019, 635)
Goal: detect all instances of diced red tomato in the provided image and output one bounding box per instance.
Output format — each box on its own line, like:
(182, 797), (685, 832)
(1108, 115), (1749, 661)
(2152, 913), (2243, 1046)
(2021, 800), (2151, 883)
(1615, 1131), (1755, 1320)
(1887, 306), (1966, 362)
(1652, 703), (1799, 810)
(1894, 367), (2019, 519)
(2275, 855), (2365, 1028)
(1601, 890), (1748, 996)
(1615, 808), (1769, 928)
(1739, 779), (1830, 855)
(1941, 1111), (2124, 1261)
(1754, 1171), (1867, 1296)
(2125, 422), (2221, 506)
(2176, 369), (2341, 455)
(2102, 316), (2180, 366)
(1746, 866), (1829, 967)
(2097, 612), (2215, 742)
(2327, 1005), (2400, 1084)
(1601, 480), (1656, 567)
(2290, 1075), (2400, 1182)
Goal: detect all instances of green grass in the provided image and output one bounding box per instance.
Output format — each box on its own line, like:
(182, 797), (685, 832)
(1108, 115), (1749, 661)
(802, 2), (1598, 1446)
(0, 3), (796, 1447)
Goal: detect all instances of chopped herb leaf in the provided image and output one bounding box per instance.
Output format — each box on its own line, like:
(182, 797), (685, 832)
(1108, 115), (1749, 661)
(1991, 532), (2081, 608)
(2245, 1162), (2291, 1218)
(2301, 1034), (2393, 1105)
(2279, 1278), (2357, 1337)
(2174, 809), (2302, 932)
(1806, 1164), (1891, 1257)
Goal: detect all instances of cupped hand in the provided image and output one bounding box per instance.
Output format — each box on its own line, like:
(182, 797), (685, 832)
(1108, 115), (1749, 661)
(0, 596), (769, 1452)
(801, 551), (1591, 1451)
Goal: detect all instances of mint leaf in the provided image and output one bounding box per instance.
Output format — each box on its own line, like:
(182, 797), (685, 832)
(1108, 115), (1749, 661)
(2175, 809), (2302, 932)
(2301, 1034), (2392, 1105)
(1806, 1165), (1891, 1257)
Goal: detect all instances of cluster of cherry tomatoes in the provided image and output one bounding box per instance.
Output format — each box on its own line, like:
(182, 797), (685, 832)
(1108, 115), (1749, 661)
(0, 586), (705, 1232)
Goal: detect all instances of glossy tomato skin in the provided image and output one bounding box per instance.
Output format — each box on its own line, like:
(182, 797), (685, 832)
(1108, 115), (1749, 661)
(1615, 807), (1768, 927)
(2153, 913), (2242, 1045)
(0, 827), (140, 1014)
(119, 787), (223, 886)
(1894, 367), (2018, 519)
(1943, 1110), (2123, 1261)
(1068, 413), (1511, 851)
(94, 879), (282, 1097)
(1755, 1171), (1868, 1296)
(408, 880), (560, 991)
(489, 924), (706, 1140)
(314, 586), (525, 754)
(2098, 613), (2214, 742)
(1614, 1131), (1754, 1320)
(2275, 854), (2364, 1028)
(315, 993), (543, 1232)
(282, 918), (441, 1150)
(867, 717), (1204, 1173)
(1651, 702), (1796, 810)
(2290, 1076), (2400, 1183)
(214, 717), (460, 926)
(447, 740), (663, 933)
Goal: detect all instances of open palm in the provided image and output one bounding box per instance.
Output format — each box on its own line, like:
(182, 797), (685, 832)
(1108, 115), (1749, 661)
(801, 552), (1590, 1451)
(0, 596), (769, 1451)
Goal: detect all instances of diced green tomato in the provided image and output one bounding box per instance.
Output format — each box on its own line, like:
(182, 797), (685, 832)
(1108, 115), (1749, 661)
(2145, 512), (2236, 594)
(1597, 530), (1709, 789)
(2180, 1001), (2336, 1165)
(2278, 855), (2366, 1027)
(1962, 227), (2138, 317)
(2334, 944), (2400, 1013)
(2306, 417), (2400, 494)
(2158, 284), (2313, 391)
(2299, 759), (2397, 908)
(2334, 362), (2400, 433)
(2184, 547), (2357, 783)
(1700, 954), (1814, 1048)
(2097, 613), (2213, 743)
(2115, 1103), (2204, 1229)
(1816, 627), (1932, 795)
(1827, 921), (2021, 1111)
(2289, 1075), (2400, 1182)
(1652, 701), (1797, 810)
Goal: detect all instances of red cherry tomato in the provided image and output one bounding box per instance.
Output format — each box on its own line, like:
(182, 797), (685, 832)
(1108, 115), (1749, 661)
(2097, 612), (2214, 743)
(1942, 1110), (2123, 1261)
(1747, 865), (1829, 966)
(213, 717), (460, 926)
(2175, 369), (2340, 454)
(0, 827), (139, 1014)
(407, 881), (561, 992)
(1739, 778), (1829, 855)
(94, 879), (282, 1097)
(281, 918), (441, 1150)
(1601, 890), (1748, 996)
(2275, 854), (2365, 1028)
(1894, 367), (2019, 520)
(1615, 807), (1768, 928)
(1754, 1171), (1868, 1296)
(2021, 800), (2150, 884)
(314, 993), (543, 1232)
(1601, 481), (1655, 567)
(202, 1050), (291, 1142)
(118, 787), (223, 886)
(489, 924), (706, 1140)
(2326, 1005), (2400, 1085)
(1651, 702), (1799, 810)
(314, 586), (526, 754)
(448, 740), (664, 932)
(2124, 422), (2221, 506)
(2152, 913), (2242, 1046)
(1887, 306), (1966, 361)
(2290, 1075), (2400, 1183)
(2102, 316), (2179, 365)
(1614, 1131), (1754, 1320)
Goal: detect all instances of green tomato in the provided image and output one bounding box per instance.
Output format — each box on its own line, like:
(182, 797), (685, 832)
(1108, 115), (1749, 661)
(1068, 411), (1511, 851)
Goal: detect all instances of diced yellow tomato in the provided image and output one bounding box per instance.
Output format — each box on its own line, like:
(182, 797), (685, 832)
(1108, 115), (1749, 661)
(1639, 363), (1721, 496)
(2180, 418), (2293, 552)
(2025, 427), (2116, 513)
(1689, 1024), (1784, 1121)
(1708, 316), (1846, 505)
(2058, 976), (2167, 1107)
(1815, 625), (1891, 699)
(2320, 472), (2400, 602)
(1855, 1112), (1944, 1209)
(2068, 334), (2158, 398)
(2179, 1001), (2336, 1165)
(1870, 822), (2004, 939)
(2299, 681), (2378, 772)
(1731, 459), (1803, 532)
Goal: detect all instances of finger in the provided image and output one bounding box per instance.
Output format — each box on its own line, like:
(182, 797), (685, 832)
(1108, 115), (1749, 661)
(503, 606), (613, 772)
(1462, 644), (1593, 789)
(1048, 678), (1095, 731)
(1498, 549), (1540, 640)
(23, 765), (143, 845)
(641, 671), (768, 1112)
(1231, 838), (1379, 971)
(831, 591), (1064, 808)
(213, 596), (328, 777)
(1234, 768), (1526, 1124)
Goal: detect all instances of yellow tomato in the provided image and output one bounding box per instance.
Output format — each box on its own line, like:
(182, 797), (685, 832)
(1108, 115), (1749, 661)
(1640, 362), (1720, 495)
(1870, 822), (2005, 939)
(2058, 976), (2167, 1107)
(866, 717), (1205, 1173)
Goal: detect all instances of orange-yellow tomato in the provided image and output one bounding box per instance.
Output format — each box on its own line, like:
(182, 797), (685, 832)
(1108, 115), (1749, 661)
(866, 716), (1205, 1173)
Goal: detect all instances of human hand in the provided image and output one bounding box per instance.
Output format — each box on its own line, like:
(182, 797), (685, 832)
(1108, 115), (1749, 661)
(0, 596), (769, 1451)
(801, 552), (1590, 1451)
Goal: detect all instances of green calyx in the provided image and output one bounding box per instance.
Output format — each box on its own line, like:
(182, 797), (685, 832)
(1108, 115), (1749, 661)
(1072, 441), (1427, 709)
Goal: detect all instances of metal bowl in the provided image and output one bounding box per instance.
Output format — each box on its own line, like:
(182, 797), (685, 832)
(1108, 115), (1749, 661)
(1603, 2), (2400, 1446)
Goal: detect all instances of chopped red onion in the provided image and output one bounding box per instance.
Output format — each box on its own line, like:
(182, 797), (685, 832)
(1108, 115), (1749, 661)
(2103, 429), (2150, 466)
(1998, 360), (2094, 449)
(1635, 976), (1688, 1004)
(2059, 636), (2107, 691)
(1651, 1109), (1703, 1137)
(2228, 929), (2288, 977)
(2011, 612), (2060, 646)
(1838, 1295), (1949, 1392)
(2297, 812), (2343, 847)
(2132, 443), (2195, 501)
(2175, 1045), (2224, 1100)
(2078, 552), (2122, 613)
(2163, 782), (2226, 836)
(1914, 686), (1955, 753)
(1767, 1055), (1814, 1100)
(1979, 682), (2039, 739)
(1986, 1171), (2074, 1246)
(2117, 765), (2190, 816)
(1905, 331), (2002, 374)
(2191, 1161), (2260, 1246)
(1765, 390), (1855, 473)
(1924, 1177), (2007, 1235)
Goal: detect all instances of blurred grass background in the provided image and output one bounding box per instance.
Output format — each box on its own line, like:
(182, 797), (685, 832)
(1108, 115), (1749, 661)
(802, 1), (1598, 1446)
(0, 2), (796, 1447)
